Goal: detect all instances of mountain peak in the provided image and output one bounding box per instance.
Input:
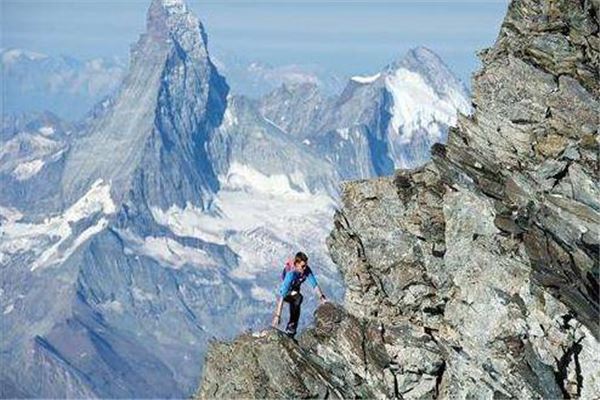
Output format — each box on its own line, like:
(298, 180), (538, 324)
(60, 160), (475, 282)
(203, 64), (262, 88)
(62, 0), (227, 209)
(385, 47), (447, 75)
(146, 0), (202, 43)
(149, 0), (188, 16)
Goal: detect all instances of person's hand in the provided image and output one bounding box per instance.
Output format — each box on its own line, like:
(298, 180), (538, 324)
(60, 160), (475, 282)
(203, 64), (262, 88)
(319, 294), (327, 304)
(272, 314), (280, 328)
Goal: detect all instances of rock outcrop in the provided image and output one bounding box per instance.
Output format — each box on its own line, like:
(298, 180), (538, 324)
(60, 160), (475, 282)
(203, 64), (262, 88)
(198, 0), (599, 398)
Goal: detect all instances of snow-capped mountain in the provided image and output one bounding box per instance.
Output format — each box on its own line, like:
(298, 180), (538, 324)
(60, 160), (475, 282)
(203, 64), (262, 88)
(1, 0), (470, 398)
(1, 49), (126, 120)
(0, 112), (71, 214)
(260, 47), (472, 179)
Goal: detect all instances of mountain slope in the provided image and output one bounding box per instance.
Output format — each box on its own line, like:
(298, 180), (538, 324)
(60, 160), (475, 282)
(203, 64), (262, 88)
(198, 0), (600, 398)
(259, 47), (472, 180)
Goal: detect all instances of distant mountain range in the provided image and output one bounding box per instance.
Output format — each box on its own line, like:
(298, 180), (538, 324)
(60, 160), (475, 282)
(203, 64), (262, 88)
(1, 49), (126, 120)
(0, 0), (471, 397)
(1, 46), (343, 120)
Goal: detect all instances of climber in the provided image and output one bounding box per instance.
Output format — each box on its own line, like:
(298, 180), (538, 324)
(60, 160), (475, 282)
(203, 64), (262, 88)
(271, 251), (327, 337)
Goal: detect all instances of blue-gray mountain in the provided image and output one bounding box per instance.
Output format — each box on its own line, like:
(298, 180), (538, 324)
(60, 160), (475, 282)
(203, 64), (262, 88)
(0, 0), (470, 397)
(0, 49), (126, 121)
(259, 47), (471, 178)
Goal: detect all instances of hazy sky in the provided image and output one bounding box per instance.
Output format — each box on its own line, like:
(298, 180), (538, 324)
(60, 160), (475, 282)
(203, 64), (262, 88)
(2, 0), (509, 84)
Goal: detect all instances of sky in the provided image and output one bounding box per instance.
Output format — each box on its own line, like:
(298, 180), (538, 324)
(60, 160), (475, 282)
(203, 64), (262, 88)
(2, 0), (509, 84)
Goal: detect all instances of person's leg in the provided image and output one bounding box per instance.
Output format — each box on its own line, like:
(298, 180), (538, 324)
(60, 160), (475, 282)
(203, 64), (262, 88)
(286, 293), (303, 335)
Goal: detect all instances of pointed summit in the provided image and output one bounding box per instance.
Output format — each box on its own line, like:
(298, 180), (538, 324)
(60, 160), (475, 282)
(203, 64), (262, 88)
(62, 0), (228, 211)
(145, 0), (201, 42)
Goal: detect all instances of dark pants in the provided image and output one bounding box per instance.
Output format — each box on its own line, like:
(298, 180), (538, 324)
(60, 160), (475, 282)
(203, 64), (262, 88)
(283, 291), (303, 335)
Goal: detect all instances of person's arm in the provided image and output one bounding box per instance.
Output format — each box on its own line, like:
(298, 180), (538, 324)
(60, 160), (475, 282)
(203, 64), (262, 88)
(272, 272), (294, 327)
(307, 272), (327, 303)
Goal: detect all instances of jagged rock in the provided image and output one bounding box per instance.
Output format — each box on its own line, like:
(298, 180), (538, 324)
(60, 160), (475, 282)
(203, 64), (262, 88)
(199, 0), (599, 398)
(198, 304), (366, 400)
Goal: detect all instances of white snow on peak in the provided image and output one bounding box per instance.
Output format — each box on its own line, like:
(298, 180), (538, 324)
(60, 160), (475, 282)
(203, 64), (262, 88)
(385, 67), (470, 142)
(1, 49), (48, 64)
(38, 126), (56, 136)
(351, 73), (381, 84)
(161, 0), (188, 14)
(64, 179), (116, 219)
(12, 159), (45, 181)
(0, 180), (116, 271)
(3, 304), (14, 315)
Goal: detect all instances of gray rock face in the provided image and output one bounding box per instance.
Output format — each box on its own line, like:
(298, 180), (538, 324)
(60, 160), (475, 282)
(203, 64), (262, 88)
(198, 0), (600, 398)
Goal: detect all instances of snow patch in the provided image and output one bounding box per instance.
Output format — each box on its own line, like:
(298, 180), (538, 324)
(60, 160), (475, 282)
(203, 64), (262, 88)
(0, 180), (115, 271)
(224, 162), (309, 197)
(162, 0), (187, 13)
(132, 287), (155, 302)
(337, 128), (350, 141)
(121, 232), (217, 270)
(38, 126), (55, 136)
(152, 203), (225, 244)
(12, 159), (45, 181)
(222, 106), (239, 128)
(103, 300), (124, 314)
(3, 304), (14, 315)
(351, 73), (381, 84)
(31, 217), (109, 271)
(0, 206), (23, 224)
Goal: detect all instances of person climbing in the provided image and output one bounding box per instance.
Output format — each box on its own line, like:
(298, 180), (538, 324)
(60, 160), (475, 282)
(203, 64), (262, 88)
(271, 251), (327, 337)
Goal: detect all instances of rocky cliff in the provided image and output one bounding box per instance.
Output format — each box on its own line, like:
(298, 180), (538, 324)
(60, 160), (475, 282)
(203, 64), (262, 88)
(197, 0), (599, 398)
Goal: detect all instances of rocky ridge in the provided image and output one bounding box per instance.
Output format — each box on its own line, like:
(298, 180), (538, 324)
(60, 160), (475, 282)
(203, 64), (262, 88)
(198, 0), (600, 398)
